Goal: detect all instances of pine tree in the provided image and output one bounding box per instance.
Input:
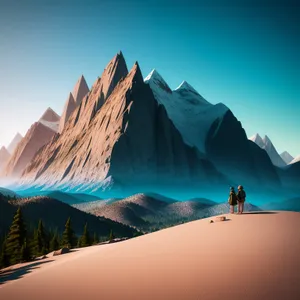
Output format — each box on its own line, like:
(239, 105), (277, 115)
(0, 238), (9, 269)
(5, 208), (27, 264)
(61, 217), (76, 248)
(34, 220), (48, 256)
(20, 238), (31, 262)
(93, 232), (99, 245)
(50, 232), (60, 252)
(80, 223), (91, 247)
(109, 229), (115, 241)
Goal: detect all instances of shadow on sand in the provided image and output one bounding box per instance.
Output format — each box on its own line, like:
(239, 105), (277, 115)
(242, 211), (278, 215)
(0, 260), (54, 285)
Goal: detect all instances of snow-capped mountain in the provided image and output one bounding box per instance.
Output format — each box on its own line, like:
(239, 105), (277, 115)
(7, 133), (23, 154)
(144, 69), (228, 153)
(280, 151), (294, 164)
(249, 134), (286, 168)
(18, 53), (226, 196)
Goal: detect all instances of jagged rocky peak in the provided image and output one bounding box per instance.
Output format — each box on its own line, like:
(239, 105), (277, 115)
(39, 107), (60, 122)
(59, 93), (77, 133)
(72, 75), (90, 106)
(144, 69), (172, 93)
(7, 133), (23, 154)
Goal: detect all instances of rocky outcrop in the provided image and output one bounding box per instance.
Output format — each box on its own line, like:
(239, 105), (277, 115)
(7, 133), (23, 154)
(20, 54), (225, 197)
(0, 147), (10, 171)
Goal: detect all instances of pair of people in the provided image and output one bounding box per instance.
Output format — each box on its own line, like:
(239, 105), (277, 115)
(228, 185), (246, 214)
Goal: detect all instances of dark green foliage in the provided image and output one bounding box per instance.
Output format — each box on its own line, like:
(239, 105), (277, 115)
(20, 239), (31, 262)
(79, 223), (91, 247)
(50, 232), (60, 252)
(61, 217), (77, 248)
(0, 238), (9, 269)
(109, 229), (115, 241)
(93, 232), (99, 245)
(5, 208), (27, 264)
(34, 220), (49, 255)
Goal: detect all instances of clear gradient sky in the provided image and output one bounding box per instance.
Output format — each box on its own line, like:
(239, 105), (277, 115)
(0, 0), (299, 157)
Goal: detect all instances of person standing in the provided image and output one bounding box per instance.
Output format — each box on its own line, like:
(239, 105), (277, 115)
(228, 187), (238, 214)
(237, 185), (246, 214)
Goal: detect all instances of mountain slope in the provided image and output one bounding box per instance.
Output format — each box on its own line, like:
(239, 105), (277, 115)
(145, 71), (281, 190)
(250, 134), (286, 168)
(206, 113), (281, 189)
(7, 133), (23, 154)
(72, 75), (90, 106)
(59, 93), (77, 133)
(0, 194), (137, 238)
(0, 147), (10, 171)
(3, 122), (57, 178)
(280, 151), (294, 164)
(20, 54), (225, 197)
(74, 193), (260, 230)
(144, 69), (228, 153)
(3, 211), (298, 300)
(39, 107), (60, 133)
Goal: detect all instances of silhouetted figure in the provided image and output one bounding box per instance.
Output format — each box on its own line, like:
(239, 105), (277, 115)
(228, 187), (238, 214)
(237, 185), (246, 214)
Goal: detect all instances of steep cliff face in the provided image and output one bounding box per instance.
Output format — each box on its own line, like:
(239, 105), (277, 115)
(205, 110), (281, 188)
(20, 56), (225, 197)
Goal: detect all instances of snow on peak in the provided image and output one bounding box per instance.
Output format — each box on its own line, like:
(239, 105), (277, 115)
(175, 81), (197, 93)
(144, 69), (172, 93)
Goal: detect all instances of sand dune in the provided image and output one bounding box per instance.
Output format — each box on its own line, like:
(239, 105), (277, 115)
(1, 211), (300, 300)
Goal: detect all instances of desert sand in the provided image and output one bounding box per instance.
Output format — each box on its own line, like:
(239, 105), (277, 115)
(1, 211), (300, 300)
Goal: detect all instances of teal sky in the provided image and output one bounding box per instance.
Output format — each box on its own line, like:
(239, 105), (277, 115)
(0, 0), (299, 157)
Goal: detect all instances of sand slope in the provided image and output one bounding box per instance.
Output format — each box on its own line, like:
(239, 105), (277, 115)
(1, 211), (300, 300)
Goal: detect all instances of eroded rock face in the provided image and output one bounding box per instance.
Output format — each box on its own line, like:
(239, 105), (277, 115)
(20, 55), (225, 196)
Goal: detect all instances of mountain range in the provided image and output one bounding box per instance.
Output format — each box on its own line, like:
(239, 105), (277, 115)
(73, 193), (261, 231)
(0, 51), (298, 200)
(0, 192), (137, 238)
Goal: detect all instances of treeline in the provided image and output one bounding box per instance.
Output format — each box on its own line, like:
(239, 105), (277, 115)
(0, 207), (116, 269)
